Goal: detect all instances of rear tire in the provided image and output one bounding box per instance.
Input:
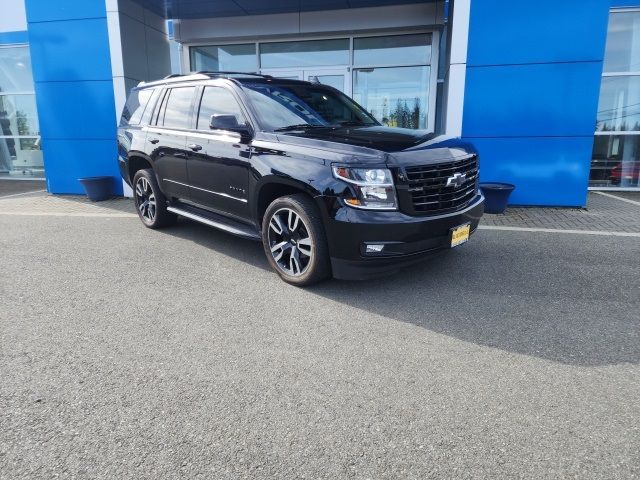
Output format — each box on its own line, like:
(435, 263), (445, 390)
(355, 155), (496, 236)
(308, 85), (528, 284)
(132, 168), (176, 229)
(262, 194), (331, 286)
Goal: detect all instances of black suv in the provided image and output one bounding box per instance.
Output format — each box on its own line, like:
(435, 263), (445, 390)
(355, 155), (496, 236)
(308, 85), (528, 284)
(118, 72), (484, 285)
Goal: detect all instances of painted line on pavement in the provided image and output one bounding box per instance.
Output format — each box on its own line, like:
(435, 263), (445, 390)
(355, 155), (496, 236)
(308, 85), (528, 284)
(479, 225), (640, 237)
(593, 191), (640, 206)
(0, 211), (137, 218)
(0, 189), (46, 199)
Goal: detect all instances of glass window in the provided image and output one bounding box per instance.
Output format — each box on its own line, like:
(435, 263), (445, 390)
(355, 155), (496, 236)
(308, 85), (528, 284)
(140, 88), (161, 125)
(590, 135), (640, 187)
(0, 46), (42, 177)
(161, 87), (195, 129)
(0, 94), (39, 136)
(603, 11), (640, 73)
(260, 39), (349, 68)
(241, 83), (376, 131)
(596, 76), (640, 132)
(120, 88), (153, 126)
(196, 87), (246, 130)
(0, 46), (34, 93)
(354, 34), (432, 66)
(190, 44), (257, 72)
(353, 66), (430, 129)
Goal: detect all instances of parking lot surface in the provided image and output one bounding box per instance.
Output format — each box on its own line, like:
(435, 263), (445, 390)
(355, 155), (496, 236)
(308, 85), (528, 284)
(1, 191), (639, 479)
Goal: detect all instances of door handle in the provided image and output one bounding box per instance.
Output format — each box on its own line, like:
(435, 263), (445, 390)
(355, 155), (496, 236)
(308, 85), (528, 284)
(188, 144), (202, 152)
(148, 138), (159, 144)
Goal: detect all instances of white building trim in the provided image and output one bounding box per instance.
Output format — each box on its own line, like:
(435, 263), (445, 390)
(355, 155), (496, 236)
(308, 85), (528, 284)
(445, 0), (471, 137)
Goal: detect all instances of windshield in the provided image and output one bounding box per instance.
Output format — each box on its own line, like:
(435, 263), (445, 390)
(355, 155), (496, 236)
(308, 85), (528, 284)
(240, 82), (378, 131)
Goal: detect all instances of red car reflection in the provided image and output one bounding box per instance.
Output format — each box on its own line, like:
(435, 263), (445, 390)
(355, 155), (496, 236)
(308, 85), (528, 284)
(610, 161), (640, 185)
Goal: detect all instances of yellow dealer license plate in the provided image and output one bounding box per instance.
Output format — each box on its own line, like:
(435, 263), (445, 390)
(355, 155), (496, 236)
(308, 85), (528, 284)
(450, 223), (471, 248)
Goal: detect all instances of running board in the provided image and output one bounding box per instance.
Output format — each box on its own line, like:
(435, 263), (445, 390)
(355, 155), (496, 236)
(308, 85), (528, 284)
(167, 204), (261, 241)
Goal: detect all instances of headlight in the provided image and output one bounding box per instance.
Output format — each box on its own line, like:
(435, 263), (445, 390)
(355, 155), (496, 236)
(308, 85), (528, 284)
(332, 166), (397, 210)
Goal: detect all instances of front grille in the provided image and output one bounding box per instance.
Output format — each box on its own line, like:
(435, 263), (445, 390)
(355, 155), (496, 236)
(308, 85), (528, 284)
(404, 155), (478, 214)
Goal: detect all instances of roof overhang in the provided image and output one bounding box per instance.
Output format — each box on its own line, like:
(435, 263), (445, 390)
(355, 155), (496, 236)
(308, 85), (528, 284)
(131, 0), (436, 20)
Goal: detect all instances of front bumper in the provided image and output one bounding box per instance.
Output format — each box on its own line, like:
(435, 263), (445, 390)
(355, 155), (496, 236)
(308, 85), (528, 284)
(324, 194), (484, 280)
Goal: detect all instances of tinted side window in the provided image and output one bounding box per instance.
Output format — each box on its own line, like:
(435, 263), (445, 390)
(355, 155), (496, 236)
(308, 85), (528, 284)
(140, 88), (161, 125)
(161, 87), (196, 129)
(196, 87), (246, 130)
(120, 88), (153, 126)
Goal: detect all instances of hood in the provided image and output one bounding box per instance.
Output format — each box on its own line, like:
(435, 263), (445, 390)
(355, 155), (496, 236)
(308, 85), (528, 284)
(278, 126), (476, 167)
(281, 125), (430, 151)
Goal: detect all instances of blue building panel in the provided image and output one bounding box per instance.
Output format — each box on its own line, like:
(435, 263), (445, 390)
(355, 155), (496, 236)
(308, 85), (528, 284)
(0, 31), (29, 44)
(466, 0), (611, 66)
(33, 81), (117, 140)
(473, 137), (593, 207)
(24, 0), (110, 23)
(25, 0), (119, 195)
(42, 139), (123, 195)
(463, 62), (604, 138)
(28, 18), (113, 82)
(462, 0), (612, 206)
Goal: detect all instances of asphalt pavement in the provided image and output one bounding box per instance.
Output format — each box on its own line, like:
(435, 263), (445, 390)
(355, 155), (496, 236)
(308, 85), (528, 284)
(1, 205), (639, 478)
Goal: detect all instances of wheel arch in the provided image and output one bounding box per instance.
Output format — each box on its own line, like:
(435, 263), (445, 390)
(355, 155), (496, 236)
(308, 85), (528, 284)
(127, 152), (154, 184)
(253, 177), (324, 227)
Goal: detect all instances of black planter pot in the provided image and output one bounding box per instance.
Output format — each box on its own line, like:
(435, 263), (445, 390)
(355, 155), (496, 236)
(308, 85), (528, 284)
(479, 182), (515, 214)
(78, 176), (114, 202)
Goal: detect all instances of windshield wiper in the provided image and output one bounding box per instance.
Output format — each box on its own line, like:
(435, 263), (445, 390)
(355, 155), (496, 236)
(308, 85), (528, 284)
(273, 124), (331, 132)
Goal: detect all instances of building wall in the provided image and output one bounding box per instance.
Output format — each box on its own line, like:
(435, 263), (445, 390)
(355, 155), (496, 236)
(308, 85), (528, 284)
(107, 0), (172, 119)
(23, 0), (171, 194)
(24, 0), (121, 194)
(461, 0), (612, 207)
(174, 3), (444, 44)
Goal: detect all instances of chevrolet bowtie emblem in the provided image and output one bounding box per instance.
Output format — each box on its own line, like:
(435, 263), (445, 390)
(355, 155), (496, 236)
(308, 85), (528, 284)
(445, 172), (467, 188)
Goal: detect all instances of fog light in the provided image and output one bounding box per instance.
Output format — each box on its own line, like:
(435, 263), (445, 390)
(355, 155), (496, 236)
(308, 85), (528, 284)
(365, 244), (385, 253)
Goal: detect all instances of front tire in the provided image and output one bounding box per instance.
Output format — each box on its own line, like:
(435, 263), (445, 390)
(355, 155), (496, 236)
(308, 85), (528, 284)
(132, 168), (176, 229)
(262, 194), (331, 286)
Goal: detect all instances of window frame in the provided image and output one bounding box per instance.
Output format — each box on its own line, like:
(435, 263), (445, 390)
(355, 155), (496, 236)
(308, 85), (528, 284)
(152, 85), (198, 130)
(0, 44), (44, 179)
(183, 29), (440, 133)
(590, 7), (640, 191)
(194, 85), (249, 132)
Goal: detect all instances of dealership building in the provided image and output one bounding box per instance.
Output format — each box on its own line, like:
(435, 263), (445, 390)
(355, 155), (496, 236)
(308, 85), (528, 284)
(0, 0), (638, 206)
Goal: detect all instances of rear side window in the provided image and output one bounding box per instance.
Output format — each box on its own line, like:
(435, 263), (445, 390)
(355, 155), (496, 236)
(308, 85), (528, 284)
(159, 87), (196, 129)
(196, 87), (246, 130)
(120, 89), (154, 126)
(139, 88), (161, 125)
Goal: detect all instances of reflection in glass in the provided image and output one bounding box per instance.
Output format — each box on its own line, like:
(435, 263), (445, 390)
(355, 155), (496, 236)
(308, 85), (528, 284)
(260, 39), (349, 68)
(353, 66), (430, 129)
(162, 87), (195, 129)
(0, 46), (34, 92)
(0, 94), (39, 136)
(197, 87), (246, 130)
(590, 135), (640, 187)
(308, 75), (344, 92)
(354, 34), (432, 66)
(190, 44), (257, 72)
(603, 11), (640, 73)
(596, 76), (640, 132)
(241, 83), (376, 131)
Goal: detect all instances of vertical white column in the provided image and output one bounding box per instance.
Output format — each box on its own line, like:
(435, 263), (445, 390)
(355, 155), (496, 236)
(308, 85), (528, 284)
(105, 0), (133, 197)
(445, 0), (471, 137)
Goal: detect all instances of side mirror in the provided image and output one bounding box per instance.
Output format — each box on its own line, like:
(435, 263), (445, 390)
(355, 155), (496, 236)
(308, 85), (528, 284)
(210, 114), (251, 141)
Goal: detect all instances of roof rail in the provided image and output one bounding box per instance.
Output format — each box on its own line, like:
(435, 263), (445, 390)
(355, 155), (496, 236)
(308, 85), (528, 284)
(163, 73), (184, 79)
(194, 71), (273, 79)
